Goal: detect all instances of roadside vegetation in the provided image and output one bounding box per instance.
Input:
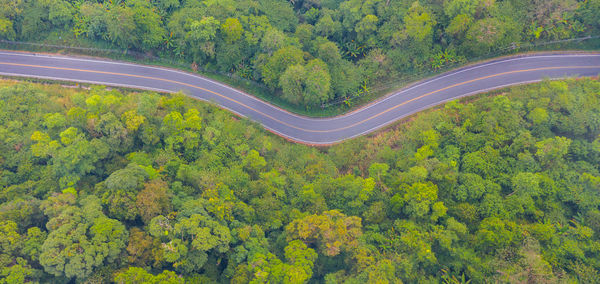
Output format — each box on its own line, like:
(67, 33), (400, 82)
(1, 77), (600, 282)
(1, 0), (599, 111)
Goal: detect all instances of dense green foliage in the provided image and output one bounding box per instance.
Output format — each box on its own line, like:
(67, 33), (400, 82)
(1, 0), (600, 107)
(1, 78), (600, 282)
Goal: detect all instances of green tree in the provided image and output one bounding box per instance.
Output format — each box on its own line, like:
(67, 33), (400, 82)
(53, 129), (109, 188)
(368, 162), (389, 189)
(315, 14), (341, 38)
(48, 0), (73, 28)
(355, 14), (378, 42)
(0, 258), (36, 284)
(101, 163), (149, 221)
(121, 109), (146, 132)
(149, 211), (232, 274)
(404, 2), (437, 43)
(453, 173), (487, 202)
(221, 18), (243, 43)
(317, 41), (342, 64)
(0, 17), (14, 40)
(476, 217), (521, 253)
(535, 136), (572, 167)
(280, 64), (306, 105)
(161, 111), (185, 137)
(40, 195), (128, 279)
(188, 16), (220, 43)
(527, 107), (549, 125)
(310, 174), (375, 216)
(460, 145), (502, 178)
(286, 210), (362, 256)
(391, 220), (437, 264)
(242, 149), (267, 175)
(260, 46), (305, 88)
(0, 0), (22, 21)
(284, 240), (318, 281)
(151, 0), (180, 15)
(106, 6), (136, 48)
(303, 59), (332, 106)
(446, 14), (472, 39)
(444, 0), (484, 19)
(0, 220), (23, 268)
(295, 24), (314, 47)
(131, 1), (166, 50)
(279, 59), (332, 106)
(114, 267), (183, 284)
(261, 28), (287, 54)
(465, 17), (517, 54)
(186, 16), (220, 59)
(391, 182), (439, 219)
(579, 0), (600, 31)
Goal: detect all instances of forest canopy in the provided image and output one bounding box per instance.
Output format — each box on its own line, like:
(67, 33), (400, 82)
(2, 0), (600, 282)
(1, 77), (600, 282)
(1, 0), (599, 107)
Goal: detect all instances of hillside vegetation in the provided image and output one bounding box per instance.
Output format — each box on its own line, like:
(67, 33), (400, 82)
(0, 77), (600, 282)
(1, 0), (599, 107)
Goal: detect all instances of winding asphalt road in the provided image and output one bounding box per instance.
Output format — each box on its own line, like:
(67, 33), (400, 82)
(0, 51), (599, 145)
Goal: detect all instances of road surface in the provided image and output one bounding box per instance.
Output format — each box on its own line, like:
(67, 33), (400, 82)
(0, 51), (599, 145)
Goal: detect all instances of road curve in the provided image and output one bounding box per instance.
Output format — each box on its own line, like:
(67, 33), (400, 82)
(0, 51), (599, 145)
